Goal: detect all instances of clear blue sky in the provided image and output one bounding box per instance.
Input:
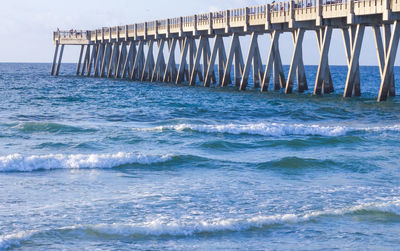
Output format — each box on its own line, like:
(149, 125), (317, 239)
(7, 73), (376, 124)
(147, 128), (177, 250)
(0, 0), (398, 65)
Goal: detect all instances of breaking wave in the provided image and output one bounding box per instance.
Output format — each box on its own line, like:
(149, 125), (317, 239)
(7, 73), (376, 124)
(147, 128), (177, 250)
(134, 122), (400, 137)
(0, 152), (173, 172)
(2, 198), (399, 249)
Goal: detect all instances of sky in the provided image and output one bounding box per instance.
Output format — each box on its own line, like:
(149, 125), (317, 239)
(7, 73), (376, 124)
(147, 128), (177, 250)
(0, 0), (398, 66)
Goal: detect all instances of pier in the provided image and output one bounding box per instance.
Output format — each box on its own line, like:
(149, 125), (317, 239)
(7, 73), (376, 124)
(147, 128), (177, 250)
(52, 0), (400, 101)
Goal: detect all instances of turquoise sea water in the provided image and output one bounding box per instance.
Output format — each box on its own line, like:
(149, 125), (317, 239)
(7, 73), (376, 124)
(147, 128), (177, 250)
(0, 63), (400, 250)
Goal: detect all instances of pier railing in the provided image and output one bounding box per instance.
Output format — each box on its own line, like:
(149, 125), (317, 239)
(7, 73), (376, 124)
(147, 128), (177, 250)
(53, 30), (89, 41)
(54, 0), (400, 44)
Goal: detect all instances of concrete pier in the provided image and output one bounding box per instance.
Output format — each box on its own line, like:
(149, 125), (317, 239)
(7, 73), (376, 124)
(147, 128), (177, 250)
(52, 0), (400, 102)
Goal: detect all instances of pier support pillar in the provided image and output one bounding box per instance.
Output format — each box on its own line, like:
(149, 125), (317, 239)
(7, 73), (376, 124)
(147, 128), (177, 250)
(234, 39), (244, 87)
(273, 39), (286, 90)
(87, 45), (96, 77)
(316, 28), (334, 94)
(177, 37), (190, 84)
(204, 35), (227, 87)
(383, 24), (396, 97)
(295, 32), (308, 92)
(343, 24), (365, 98)
(122, 42), (136, 79)
(142, 40), (155, 81)
(314, 26), (333, 95)
(177, 37), (197, 84)
(131, 41), (145, 81)
(115, 42), (127, 78)
(80, 45), (87, 76)
(188, 38), (197, 83)
(107, 43), (119, 78)
(55, 45), (64, 76)
(190, 36), (206, 86)
(190, 36), (212, 86)
(261, 31), (280, 92)
(76, 45), (85, 76)
(377, 21), (400, 102)
(94, 44), (101, 77)
(80, 45), (90, 76)
(99, 43), (107, 77)
(94, 43), (104, 77)
(239, 32), (257, 90)
(240, 32), (264, 90)
(163, 38), (178, 82)
(203, 37), (216, 84)
(51, 44), (59, 76)
(100, 43), (112, 78)
(184, 39), (191, 82)
(221, 33), (243, 87)
(152, 39), (166, 82)
(342, 26), (362, 96)
(373, 24), (396, 98)
(219, 37), (229, 87)
(286, 28), (305, 94)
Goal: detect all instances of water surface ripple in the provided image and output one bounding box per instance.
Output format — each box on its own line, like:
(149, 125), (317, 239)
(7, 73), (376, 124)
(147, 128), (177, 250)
(0, 63), (400, 250)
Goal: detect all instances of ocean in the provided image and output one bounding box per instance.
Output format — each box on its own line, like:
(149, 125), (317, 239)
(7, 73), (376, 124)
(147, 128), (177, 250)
(0, 62), (400, 250)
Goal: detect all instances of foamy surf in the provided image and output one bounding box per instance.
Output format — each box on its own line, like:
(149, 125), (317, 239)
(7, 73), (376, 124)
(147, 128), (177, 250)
(0, 230), (38, 251)
(0, 152), (173, 172)
(2, 198), (399, 249)
(134, 122), (400, 137)
(135, 123), (349, 136)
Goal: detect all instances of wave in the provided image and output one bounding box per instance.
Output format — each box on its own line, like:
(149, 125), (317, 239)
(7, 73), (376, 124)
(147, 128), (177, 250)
(135, 123), (349, 136)
(134, 122), (400, 137)
(0, 230), (38, 251)
(0, 152), (173, 172)
(2, 199), (399, 249)
(10, 122), (97, 134)
(363, 124), (400, 133)
(257, 157), (337, 169)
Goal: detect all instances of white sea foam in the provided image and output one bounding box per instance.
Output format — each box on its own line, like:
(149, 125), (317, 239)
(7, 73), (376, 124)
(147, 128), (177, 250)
(135, 123), (349, 136)
(135, 122), (400, 137)
(0, 152), (173, 172)
(363, 124), (400, 133)
(0, 230), (38, 251)
(2, 199), (399, 250)
(75, 198), (400, 236)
